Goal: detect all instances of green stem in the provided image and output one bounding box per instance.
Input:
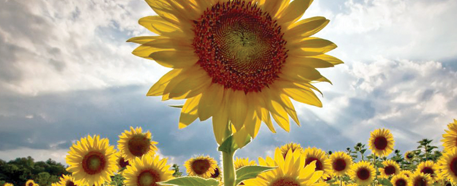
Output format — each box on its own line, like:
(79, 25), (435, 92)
(223, 150), (236, 186)
(372, 155), (377, 186)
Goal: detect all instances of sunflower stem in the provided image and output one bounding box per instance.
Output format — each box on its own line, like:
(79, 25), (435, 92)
(222, 122), (236, 186)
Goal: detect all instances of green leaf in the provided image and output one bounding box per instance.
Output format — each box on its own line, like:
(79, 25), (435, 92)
(169, 105), (184, 108)
(218, 135), (235, 153)
(158, 177), (220, 186)
(235, 165), (276, 185)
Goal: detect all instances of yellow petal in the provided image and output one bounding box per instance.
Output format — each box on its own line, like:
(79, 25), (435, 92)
(265, 90), (290, 132)
(285, 16), (329, 40)
(149, 50), (198, 68)
(147, 69), (182, 96)
(179, 95), (201, 129)
(233, 127), (250, 148)
(243, 93), (261, 138)
(139, 16), (180, 35)
(278, 0), (313, 25)
(229, 90), (248, 132)
(289, 37), (337, 56)
(263, 0), (286, 19)
(198, 84), (225, 121)
(132, 45), (168, 60)
(280, 64), (324, 82)
(168, 70), (211, 99)
(257, 95), (276, 133)
(127, 36), (160, 44)
(212, 105), (229, 144)
(283, 84), (322, 107)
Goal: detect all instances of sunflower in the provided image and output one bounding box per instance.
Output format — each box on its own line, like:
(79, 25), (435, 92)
(303, 147), (333, 179)
(211, 166), (222, 180)
(4, 183), (13, 186)
(66, 135), (117, 186)
(442, 119), (457, 151)
(115, 152), (130, 171)
(404, 151), (414, 161)
(123, 155), (173, 186)
(438, 148), (457, 184)
(280, 142), (304, 158)
(329, 151), (352, 177)
(349, 161), (376, 186)
(379, 160), (400, 178)
(118, 127), (158, 161)
(234, 157), (257, 170)
(409, 172), (433, 186)
(25, 180), (36, 186)
(416, 161), (438, 182)
(184, 156), (218, 178)
(243, 148), (323, 186)
(399, 170), (413, 177)
(58, 175), (77, 186)
(391, 174), (409, 186)
(368, 128), (394, 157)
(129, 0), (342, 147)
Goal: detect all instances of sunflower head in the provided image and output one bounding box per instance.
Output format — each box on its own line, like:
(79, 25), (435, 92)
(404, 151), (414, 161)
(368, 128), (395, 157)
(409, 172), (433, 186)
(66, 135), (117, 186)
(280, 143), (304, 159)
(442, 119), (457, 151)
(118, 127), (158, 161)
(123, 155), (174, 186)
(58, 175), (77, 186)
(243, 148), (323, 186)
(438, 148), (457, 185)
(349, 161), (376, 186)
(184, 156), (218, 178)
(131, 0), (342, 148)
(391, 173), (409, 186)
(4, 183), (13, 186)
(234, 157), (257, 170)
(303, 147), (333, 179)
(379, 160), (400, 178)
(416, 161), (438, 182)
(329, 151), (353, 177)
(210, 166), (222, 180)
(25, 180), (36, 186)
(115, 152), (130, 171)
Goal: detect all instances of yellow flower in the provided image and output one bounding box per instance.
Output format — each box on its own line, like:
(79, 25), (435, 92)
(442, 119), (457, 151)
(211, 166), (222, 180)
(123, 155), (174, 186)
(129, 0), (342, 147)
(66, 135), (117, 186)
(303, 147), (333, 179)
(243, 148), (323, 186)
(280, 142), (304, 158)
(399, 170), (413, 178)
(25, 180), (36, 186)
(379, 160), (400, 178)
(415, 161), (438, 182)
(409, 172), (433, 186)
(184, 156), (218, 178)
(118, 127), (158, 161)
(115, 152), (130, 170)
(349, 161), (376, 186)
(438, 148), (457, 184)
(234, 157), (257, 170)
(391, 173), (409, 186)
(4, 183), (13, 186)
(404, 151), (414, 161)
(368, 128), (394, 157)
(329, 151), (353, 177)
(57, 175), (77, 186)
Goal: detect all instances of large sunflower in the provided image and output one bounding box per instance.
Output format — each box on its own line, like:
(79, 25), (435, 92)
(442, 119), (457, 151)
(123, 155), (174, 186)
(329, 151), (352, 177)
(234, 157), (257, 170)
(438, 148), (457, 184)
(243, 148), (323, 186)
(390, 174), (409, 186)
(66, 135), (117, 186)
(129, 0), (342, 147)
(416, 161), (439, 182)
(368, 128), (394, 157)
(348, 161), (376, 186)
(379, 160), (400, 178)
(303, 147), (333, 179)
(118, 127), (158, 161)
(184, 156), (218, 178)
(409, 172), (433, 186)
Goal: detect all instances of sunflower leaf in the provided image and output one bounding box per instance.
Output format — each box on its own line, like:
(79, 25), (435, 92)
(158, 176), (220, 186)
(235, 165), (276, 185)
(218, 135), (236, 153)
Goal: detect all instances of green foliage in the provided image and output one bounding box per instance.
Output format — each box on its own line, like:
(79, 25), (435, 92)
(0, 157), (69, 186)
(172, 164), (183, 177)
(158, 176), (220, 186)
(109, 174), (125, 186)
(235, 165), (276, 186)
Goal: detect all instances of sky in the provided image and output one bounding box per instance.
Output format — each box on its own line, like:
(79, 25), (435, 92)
(0, 0), (456, 170)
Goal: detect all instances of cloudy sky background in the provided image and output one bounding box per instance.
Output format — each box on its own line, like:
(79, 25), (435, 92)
(1, 0), (456, 169)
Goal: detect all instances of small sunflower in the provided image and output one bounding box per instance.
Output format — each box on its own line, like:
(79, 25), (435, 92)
(409, 172), (433, 186)
(66, 135), (117, 186)
(130, 0), (342, 148)
(243, 148), (323, 186)
(349, 161), (376, 186)
(368, 128), (394, 157)
(58, 175), (77, 186)
(279, 142), (304, 158)
(303, 147), (333, 179)
(123, 155), (174, 186)
(438, 148), (457, 184)
(391, 173), (409, 186)
(25, 180), (36, 186)
(329, 151), (352, 177)
(379, 160), (400, 178)
(184, 156), (218, 178)
(416, 161), (438, 182)
(442, 119), (457, 151)
(211, 166), (222, 180)
(404, 151), (414, 161)
(234, 157), (257, 170)
(118, 127), (158, 161)
(399, 170), (413, 177)
(115, 152), (130, 171)
(4, 183), (13, 186)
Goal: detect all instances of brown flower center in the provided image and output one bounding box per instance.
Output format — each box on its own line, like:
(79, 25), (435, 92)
(28, 183), (34, 186)
(270, 177), (300, 186)
(211, 167), (220, 178)
(137, 169), (161, 186)
(118, 157), (130, 168)
(82, 151), (106, 175)
(374, 136), (388, 150)
(385, 165), (396, 175)
(333, 158), (347, 172)
(191, 159), (211, 175)
(193, 0), (287, 93)
(451, 157), (457, 176)
(395, 179), (407, 186)
(413, 177), (427, 186)
(305, 157), (323, 171)
(420, 167), (434, 176)
(66, 180), (76, 186)
(357, 168), (371, 180)
(128, 134), (151, 157)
